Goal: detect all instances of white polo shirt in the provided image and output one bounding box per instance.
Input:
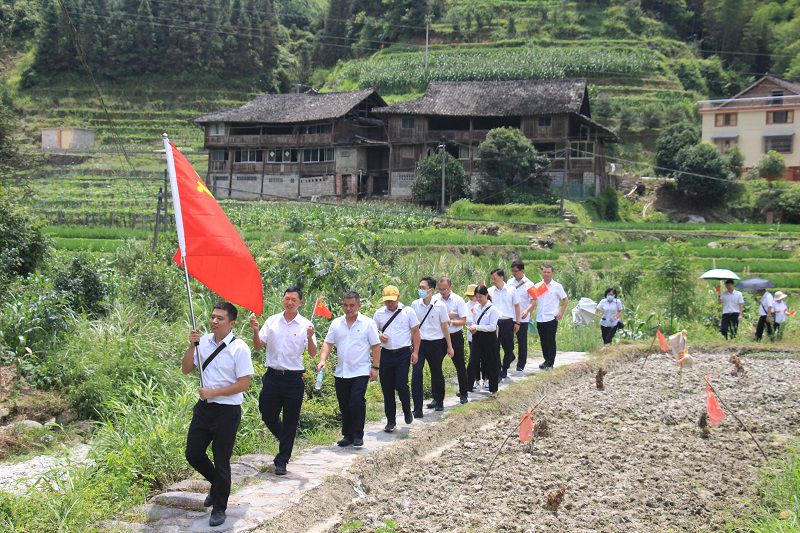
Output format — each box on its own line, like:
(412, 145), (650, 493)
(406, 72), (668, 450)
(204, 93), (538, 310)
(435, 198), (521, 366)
(758, 292), (775, 316)
(535, 280), (568, 322)
(472, 302), (500, 332)
(488, 282), (520, 320)
(465, 299), (479, 342)
(510, 275), (535, 323)
(373, 303), (420, 350)
(194, 331), (254, 405)
(411, 298), (450, 341)
(324, 313), (381, 378)
(432, 293), (468, 334)
(258, 311), (315, 371)
(719, 290), (744, 314)
(596, 298), (624, 327)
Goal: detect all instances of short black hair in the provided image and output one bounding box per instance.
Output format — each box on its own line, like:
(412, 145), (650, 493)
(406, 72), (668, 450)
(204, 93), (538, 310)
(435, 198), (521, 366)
(541, 263), (554, 272)
(724, 279), (735, 285)
(475, 285), (491, 300)
(284, 286), (303, 300)
(604, 287), (617, 297)
(490, 268), (505, 279)
(343, 291), (360, 302)
(420, 276), (436, 290)
(213, 301), (238, 321)
(511, 260), (524, 271)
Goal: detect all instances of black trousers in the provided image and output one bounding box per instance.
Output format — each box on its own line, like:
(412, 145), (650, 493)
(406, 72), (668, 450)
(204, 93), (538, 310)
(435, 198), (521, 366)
(755, 315), (774, 341)
(467, 339), (484, 385)
(537, 319), (559, 367)
(720, 313), (739, 339)
(516, 323), (529, 369)
(185, 401), (242, 512)
(497, 319), (516, 372)
(379, 346), (412, 424)
(334, 375), (370, 439)
(601, 325), (617, 344)
(258, 371), (304, 467)
(449, 331), (468, 396)
(412, 338), (446, 413)
(472, 330), (499, 392)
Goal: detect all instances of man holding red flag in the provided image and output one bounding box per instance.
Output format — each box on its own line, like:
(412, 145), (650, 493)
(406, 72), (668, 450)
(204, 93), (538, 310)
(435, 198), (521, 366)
(533, 264), (569, 370)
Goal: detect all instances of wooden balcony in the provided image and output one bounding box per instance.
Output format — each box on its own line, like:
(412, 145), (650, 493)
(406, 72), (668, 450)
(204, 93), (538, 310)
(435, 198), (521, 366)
(204, 134), (228, 146)
(227, 135), (261, 146)
(232, 162), (259, 172)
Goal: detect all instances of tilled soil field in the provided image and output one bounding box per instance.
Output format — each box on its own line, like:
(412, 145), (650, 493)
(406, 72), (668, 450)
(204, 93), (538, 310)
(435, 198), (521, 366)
(333, 351), (800, 532)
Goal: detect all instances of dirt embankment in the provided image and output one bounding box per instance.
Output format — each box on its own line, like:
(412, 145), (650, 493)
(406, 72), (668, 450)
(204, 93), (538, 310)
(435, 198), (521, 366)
(275, 348), (799, 533)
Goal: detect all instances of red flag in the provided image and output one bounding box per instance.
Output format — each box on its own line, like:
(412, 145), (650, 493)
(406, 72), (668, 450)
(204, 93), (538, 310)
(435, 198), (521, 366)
(313, 298), (333, 319)
(527, 282), (549, 299)
(480, 281), (486, 287)
(788, 310), (796, 317)
(165, 138), (263, 315)
(656, 329), (670, 352)
(705, 376), (726, 428)
(519, 409), (533, 443)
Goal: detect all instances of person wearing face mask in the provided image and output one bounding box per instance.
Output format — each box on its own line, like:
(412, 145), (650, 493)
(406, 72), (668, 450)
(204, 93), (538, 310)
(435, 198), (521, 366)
(468, 285), (500, 396)
(411, 276), (454, 417)
(595, 287), (624, 345)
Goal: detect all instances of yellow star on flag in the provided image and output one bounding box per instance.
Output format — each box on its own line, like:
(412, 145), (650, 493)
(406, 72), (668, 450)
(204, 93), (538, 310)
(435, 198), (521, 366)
(196, 180), (214, 198)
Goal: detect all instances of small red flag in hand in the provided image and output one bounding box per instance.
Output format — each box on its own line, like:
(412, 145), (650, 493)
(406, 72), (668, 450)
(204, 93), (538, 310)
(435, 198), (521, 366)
(527, 282), (549, 299)
(313, 298), (333, 319)
(788, 310), (796, 317)
(656, 329), (670, 352)
(714, 285), (721, 294)
(705, 376), (726, 428)
(519, 409), (533, 443)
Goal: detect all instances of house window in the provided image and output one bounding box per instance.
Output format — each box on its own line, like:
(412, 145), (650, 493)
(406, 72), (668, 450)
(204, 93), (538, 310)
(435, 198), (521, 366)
(767, 110), (793, 124)
(570, 141), (594, 159)
(764, 135), (793, 153)
(401, 117), (415, 129)
(210, 150), (228, 161)
(538, 115), (552, 127)
(713, 138), (737, 153)
(234, 149), (262, 163)
(303, 147), (334, 163)
(267, 148), (298, 163)
(208, 123), (225, 136)
(299, 124), (331, 135)
(714, 113), (737, 127)
(771, 91), (784, 106)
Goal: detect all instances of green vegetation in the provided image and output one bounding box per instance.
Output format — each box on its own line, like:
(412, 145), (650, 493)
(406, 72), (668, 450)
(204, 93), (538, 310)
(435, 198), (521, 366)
(411, 151), (470, 207)
(476, 127), (552, 204)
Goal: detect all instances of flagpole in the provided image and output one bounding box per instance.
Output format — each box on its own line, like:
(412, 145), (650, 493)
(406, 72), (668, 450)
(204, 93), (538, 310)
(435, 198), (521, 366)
(163, 133), (204, 389)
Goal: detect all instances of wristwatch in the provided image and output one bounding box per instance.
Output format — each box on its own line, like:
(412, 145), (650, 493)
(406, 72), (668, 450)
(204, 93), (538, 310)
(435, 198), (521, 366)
(371, 365), (380, 370)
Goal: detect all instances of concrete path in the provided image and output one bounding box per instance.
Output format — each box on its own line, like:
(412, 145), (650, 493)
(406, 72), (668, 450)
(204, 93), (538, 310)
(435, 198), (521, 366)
(106, 351), (587, 532)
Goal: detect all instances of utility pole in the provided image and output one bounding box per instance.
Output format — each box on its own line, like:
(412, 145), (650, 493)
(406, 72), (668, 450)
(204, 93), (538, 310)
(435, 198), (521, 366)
(425, 20), (430, 70)
(560, 143), (570, 217)
(439, 144), (446, 212)
(153, 186), (163, 251)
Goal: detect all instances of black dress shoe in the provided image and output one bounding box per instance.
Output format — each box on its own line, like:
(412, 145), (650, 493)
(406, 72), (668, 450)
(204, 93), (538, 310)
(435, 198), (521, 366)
(274, 463), (287, 476)
(353, 437), (364, 447)
(337, 437), (353, 447)
(384, 422), (396, 432)
(516, 367), (524, 372)
(404, 411), (413, 424)
(209, 510), (226, 527)
(426, 401), (438, 409)
(538, 363), (547, 369)
(434, 405), (444, 412)
(413, 411), (423, 419)
(460, 395), (468, 404)
(203, 490), (213, 507)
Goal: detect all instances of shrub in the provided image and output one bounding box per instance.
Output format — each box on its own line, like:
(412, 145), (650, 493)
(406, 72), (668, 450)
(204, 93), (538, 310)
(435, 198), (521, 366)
(53, 254), (113, 316)
(0, 200), (50, 279)
(585, 186), (620, 221)
(448, 199), (560, 220)
(757, 150), (786, 180)
(675, 142), (737, 205)
(411, 151), (471, 207)
(654, 121), (699, 176)
(115, 242), (184, 317)
(476, 127), (550, 204)
(724, 147), (745, 178)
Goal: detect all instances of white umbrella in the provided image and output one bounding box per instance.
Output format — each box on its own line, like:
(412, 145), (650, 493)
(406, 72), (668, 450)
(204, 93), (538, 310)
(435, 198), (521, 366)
(699, 268), (740, 281)
(572, 297), (597, 325)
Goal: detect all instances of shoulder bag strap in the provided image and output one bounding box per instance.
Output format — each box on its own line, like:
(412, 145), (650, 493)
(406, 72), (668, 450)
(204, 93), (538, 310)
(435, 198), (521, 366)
(419, 305), (435, 328)
(476, 305), (492, 325)
(380, 308), (403, 333)
(201, 335), (236, 371)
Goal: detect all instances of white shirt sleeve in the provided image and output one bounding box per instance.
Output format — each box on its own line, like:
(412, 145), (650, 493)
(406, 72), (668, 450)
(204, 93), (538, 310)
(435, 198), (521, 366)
(557, 284), (568, 300)
(475, 307), (499, 331)
(234, 342), (255, 378)
(456, 299), (467, 318)
(258, 317), (271, 343)
(406, 307), (421, 328)
(437, 302), (449, 324)
(366, 319), (381, 346)
(324, 320), (338, 344)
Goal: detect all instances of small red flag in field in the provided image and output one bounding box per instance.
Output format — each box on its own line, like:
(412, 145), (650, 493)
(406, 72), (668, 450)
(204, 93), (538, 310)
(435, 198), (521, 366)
(656, 329), (670, 352)
(313, 298), (333, 319)
(164, 137), (263, 315)
(705, 376), (726, 428)
(527, 282), (549, 299)
(519, 409), (533, 443)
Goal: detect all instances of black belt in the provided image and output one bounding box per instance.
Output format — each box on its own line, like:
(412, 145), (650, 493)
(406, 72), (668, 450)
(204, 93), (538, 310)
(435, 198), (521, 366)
(267, 367), (304, 375)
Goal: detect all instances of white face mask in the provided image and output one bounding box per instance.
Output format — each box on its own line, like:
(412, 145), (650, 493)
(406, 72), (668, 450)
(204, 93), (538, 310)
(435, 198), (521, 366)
(606, 294), (615, 302)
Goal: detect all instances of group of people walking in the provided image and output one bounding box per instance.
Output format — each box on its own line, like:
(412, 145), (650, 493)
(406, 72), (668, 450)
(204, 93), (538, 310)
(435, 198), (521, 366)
(717, 280), (790, 341)
(178, 261), (571, 526)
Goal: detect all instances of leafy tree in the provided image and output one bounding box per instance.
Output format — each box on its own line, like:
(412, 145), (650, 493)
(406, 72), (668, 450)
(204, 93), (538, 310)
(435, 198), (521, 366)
(54, 255), (111, 316)
(0, 200), (50, 279)
(652, 241), (693, 332)
(476, 127), (550, 204)
(411, 151), (470, 208)
(675, 142), (736, 205)
(0, 103), (21, 176)
(315, 0), (351, 67)
(723, 146), (745, 178)
(654, 121), (699, 176)
(757, 150), (786, 180)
